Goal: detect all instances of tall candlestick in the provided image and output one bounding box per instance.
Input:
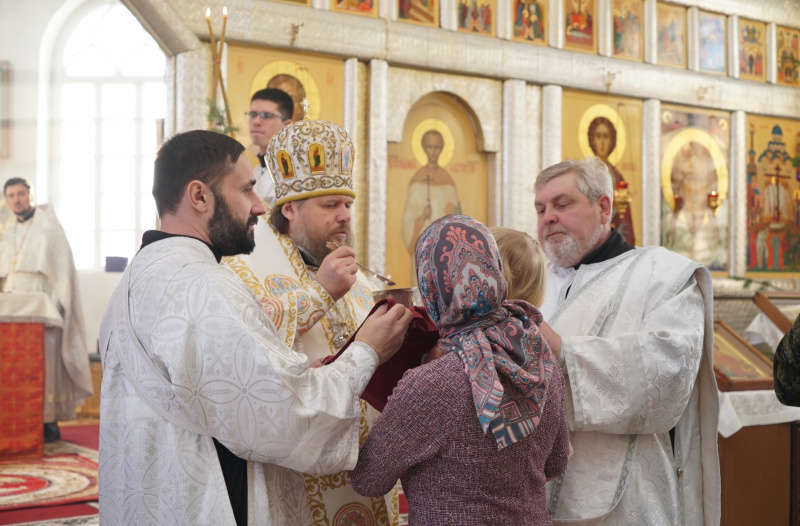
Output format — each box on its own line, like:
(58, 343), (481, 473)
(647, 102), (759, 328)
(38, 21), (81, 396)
(218, 7), (231, 130)
(205, 7), (219, 104)
(218, 7), (228, 57)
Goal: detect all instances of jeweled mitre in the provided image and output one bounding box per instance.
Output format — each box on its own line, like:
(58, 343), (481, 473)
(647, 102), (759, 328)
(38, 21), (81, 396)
(266, 119), (356, 206)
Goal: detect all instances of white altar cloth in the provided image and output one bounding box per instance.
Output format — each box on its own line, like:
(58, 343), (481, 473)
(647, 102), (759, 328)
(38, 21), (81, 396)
(718, 389), (800, 438)
(0, 291), (62, 326)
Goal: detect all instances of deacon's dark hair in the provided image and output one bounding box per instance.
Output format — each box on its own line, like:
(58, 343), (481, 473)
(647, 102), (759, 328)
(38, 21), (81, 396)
(251, 88), (294, 121)
(153, 130), (245, 216)
(4, 178), (31, 194)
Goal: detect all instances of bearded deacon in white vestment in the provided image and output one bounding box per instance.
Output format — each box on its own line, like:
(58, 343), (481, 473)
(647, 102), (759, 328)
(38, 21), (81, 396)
(98, 130), (412, 526)
(534, 158), (720, 525)
(0, 178), (92, 434)
(223, 118), (397, 525)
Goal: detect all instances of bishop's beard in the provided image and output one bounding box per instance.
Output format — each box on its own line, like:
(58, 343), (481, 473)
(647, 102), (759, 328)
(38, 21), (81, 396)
(293, 222), (353, 267)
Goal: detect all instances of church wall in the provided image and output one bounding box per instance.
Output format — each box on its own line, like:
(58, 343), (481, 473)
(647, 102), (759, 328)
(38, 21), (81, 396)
(0, 0), (66, 194)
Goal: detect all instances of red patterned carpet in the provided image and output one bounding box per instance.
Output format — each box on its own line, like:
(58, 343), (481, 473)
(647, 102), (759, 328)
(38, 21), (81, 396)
(0, 455), (97, 511)
(0, 424), (99, 526)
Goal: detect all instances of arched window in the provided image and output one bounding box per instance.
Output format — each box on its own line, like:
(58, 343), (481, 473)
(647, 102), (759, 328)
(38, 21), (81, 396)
(52, 0), (166, 269)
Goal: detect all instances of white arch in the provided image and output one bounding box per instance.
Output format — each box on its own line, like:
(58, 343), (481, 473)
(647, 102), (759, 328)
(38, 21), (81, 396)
(385, 67), (502, 153)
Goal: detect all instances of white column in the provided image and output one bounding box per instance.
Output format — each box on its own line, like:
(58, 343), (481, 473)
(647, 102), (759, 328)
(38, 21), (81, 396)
(643, 0), (657, 65)
(441, 0), (457, 31)
(548, 0), (563, 49)
(730, 110), (747, 277)
(344, 57), (362, 256)
(488, 153), (502, 227)
(767, 23), (777, 84)
(687, 6), (699, 72)
(641, 98), (661, 247)
(728, 15), (740, 79)
(367, 59), (388, 273)
(497, 0), (512, 40)
(501, 79), (527, 230)
(525, 84), (542, 237)
(164, 56), (177, 138)
(381, 0), (395, 19)
(597, 0), (612, 58)
(541, 84), (562, 170)
(344, 58), (360, 151)
(174, 47), (208, 133)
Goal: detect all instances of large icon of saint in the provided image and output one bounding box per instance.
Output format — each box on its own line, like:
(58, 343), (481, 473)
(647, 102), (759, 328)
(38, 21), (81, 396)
(267, 74), (308, 122)
(587, 116), (636, 245)
(578, 104), (637, 245)
(661, 128), (729, 269)
(386, 95), (487, 289)
(660, 109), (730, 270)
(401, 124), (462, 279)
(746, 121), (800, 271)
(248, 59), (322, 123)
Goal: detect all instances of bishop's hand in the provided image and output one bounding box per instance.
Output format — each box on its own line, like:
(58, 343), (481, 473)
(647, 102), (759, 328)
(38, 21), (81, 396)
(317, 246), (358, 301)
(356, 303), (413, 364)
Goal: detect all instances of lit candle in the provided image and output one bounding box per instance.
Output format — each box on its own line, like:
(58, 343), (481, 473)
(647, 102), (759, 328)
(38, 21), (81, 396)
(707, 191), (720, 213)
(206, 8), (217, 48)
(206, 7), (217, 53)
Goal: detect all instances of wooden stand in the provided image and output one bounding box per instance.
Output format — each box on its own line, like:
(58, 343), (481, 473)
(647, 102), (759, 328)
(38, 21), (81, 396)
(719, 423), (792, 525)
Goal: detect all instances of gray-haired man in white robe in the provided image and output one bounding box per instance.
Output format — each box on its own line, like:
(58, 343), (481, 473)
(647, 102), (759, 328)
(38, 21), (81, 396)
(534, 157), (720, 525)
(98, 130), (412, 525)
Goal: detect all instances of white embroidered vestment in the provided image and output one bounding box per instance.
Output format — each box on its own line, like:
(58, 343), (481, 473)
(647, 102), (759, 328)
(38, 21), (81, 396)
(542, 247), (721, 526)
(98, 237), (379, 525)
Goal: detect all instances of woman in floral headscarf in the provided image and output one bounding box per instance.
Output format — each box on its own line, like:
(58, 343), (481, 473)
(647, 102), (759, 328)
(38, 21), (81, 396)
(350, 215), (570, 525)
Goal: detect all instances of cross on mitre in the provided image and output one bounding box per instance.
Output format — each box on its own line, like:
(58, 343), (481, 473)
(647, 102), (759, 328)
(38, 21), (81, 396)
(301, 98), (310, 120)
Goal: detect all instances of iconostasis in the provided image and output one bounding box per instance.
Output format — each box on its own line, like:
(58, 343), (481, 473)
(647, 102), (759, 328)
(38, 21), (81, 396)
(172, 0), (800, 281)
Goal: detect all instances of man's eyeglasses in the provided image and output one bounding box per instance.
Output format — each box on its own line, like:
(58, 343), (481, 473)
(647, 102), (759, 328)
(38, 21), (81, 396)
(245, 111), (287, 121)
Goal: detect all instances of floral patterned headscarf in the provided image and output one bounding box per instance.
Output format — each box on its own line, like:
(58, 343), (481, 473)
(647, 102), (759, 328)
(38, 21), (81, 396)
(415, 214), (555, 449)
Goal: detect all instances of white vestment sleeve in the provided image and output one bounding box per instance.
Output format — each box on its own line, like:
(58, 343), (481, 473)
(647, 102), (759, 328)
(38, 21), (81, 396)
(561, 276), (704, 435)
(144, 265), (379, 475)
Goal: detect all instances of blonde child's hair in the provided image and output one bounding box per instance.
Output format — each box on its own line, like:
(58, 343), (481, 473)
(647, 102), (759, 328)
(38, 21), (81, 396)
(490, 227), (547, 308)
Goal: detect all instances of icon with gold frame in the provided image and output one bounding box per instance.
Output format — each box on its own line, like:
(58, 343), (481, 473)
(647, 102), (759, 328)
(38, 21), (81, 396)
(714, 320), (774, 392)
